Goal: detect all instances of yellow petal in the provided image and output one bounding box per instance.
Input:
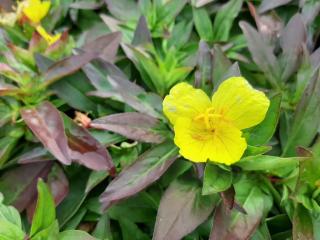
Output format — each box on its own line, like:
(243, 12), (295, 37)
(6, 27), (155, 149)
(23, 0), (51, 23)
(211, 77), (270, 130)
(163, 82), (211, 125)
(174, 118), (247, 165)
(36, 25), (61, 46)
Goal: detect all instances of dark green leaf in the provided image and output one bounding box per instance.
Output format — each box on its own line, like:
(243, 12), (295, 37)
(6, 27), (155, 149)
(202, 164), (232, 195)
(248, 93), (282, 145)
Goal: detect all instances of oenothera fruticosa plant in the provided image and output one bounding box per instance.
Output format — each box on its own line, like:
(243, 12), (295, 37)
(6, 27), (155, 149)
(163, 77), (270, 164)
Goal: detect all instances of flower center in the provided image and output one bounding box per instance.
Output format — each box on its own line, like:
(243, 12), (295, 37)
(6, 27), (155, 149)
(194, 107), (223, 131)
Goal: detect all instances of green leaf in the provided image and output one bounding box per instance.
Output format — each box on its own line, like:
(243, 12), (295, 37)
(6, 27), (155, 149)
(210, 176), (273, 239)
(237, 155), (301, 177)
(292, 204), (314, 240)
(119, 218), (149, 240)
(248, 93), (282, 145)
(0, 194), (24, 239)
(30, 179), (56, 237)
(59, 230), (97, 240)
(282, 70), (320, 156)
(193, 7), (213, 42)
(31, 221), (59, 240)
(202, 164), (232, 195)
(0, 219), (25, 240)
(212, 0), (243, 42)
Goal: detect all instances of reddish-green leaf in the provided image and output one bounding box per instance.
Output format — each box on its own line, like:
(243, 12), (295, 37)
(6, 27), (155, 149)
(153, 179), (218, 240)
(100, 141), (178, 210)
(62, 114), (115, 173)
(0, 162), (52, 211)
(21, 102), (71, 165)
(90, 112), (164, 143)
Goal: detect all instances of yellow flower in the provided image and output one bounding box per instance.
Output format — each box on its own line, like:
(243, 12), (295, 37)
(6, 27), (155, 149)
(36, 25), (61, 46)
(21, 0), (51, 24)
(163, 77), (270, 165)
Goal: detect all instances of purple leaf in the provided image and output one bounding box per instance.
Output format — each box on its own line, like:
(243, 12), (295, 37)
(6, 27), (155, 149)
(258, 0), (293, 13)
(153, 180), (217, 240)
(239, 21), (281, 88)
(82, 32), (121, 63)
(90, 112), (164, 143)
(210, 181), (272, 240)
(44, 32), (121, 85)
(17, 147), (53, 164)
(21, 102), (72, 165)
(280, 14), (306, 82)
(26, 164), (69, 221)
(100, 141), (178, 210)
(194, 40), (212, 88)
(0, 162), (52, 211)
(62, 114), (115, 173)
(132, 16), (152, 46)
(84, 60), (161, 118)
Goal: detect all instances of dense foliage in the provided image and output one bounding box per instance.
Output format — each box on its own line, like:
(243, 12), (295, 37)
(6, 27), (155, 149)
(0, 0), (320, 239)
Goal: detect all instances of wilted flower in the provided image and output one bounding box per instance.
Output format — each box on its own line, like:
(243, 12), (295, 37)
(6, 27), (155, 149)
(163, 77), (270, 165)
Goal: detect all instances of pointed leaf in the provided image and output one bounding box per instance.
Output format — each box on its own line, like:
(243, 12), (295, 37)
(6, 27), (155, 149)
(21, 102), (71, 165)
(283, 70), (320, 156)
(212, 0), (243, 42)
(258, 0), (293, 13)
(62, 114), (115, 173)
(100, 141), (178, 210)
(90, 112), (164, 143)
(193, 7), (213, 41)
(0, 162), (52, 211)
(203, 164), (232, 195)
(132, 16), (152, 46)
(153, 179), (218, 240)
(239, 21), (281, 88)
(30, 179), (56, 237)
(248, 93), (282, 145)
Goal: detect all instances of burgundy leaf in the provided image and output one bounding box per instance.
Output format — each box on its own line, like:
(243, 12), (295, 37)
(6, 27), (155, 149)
(100, 141), (178, 210)
(280, 14), (306, 81)
(62, 114), (115, 173)
(17, 146), (53, 164)
(153, 180), (217, 240)
(258, 0), (293, 13)
(248, 2), (283, 42)
(210, 183), (271, 240)
(83, 31), (121, 63)
(132, 16), (152, 46)
(194, 40), (212, 88)
(90, 112), (164, 143)
(0, 0), (14, 11)
(44, 32), (121, 85)
(84, 60), (161, 118)
(0, 162), (52, 211)
(239, 21), (281, 88)
(209, 203), (232, 240)
(21, 101), (72, 165)
(26, 164), (69, 221)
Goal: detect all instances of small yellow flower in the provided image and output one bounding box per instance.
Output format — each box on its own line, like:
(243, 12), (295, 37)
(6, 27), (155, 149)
(21, 0), (51, 24)
(163, 77), (270, 165)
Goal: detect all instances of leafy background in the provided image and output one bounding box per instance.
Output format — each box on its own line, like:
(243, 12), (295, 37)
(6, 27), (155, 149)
(1, 0), (320, 239)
